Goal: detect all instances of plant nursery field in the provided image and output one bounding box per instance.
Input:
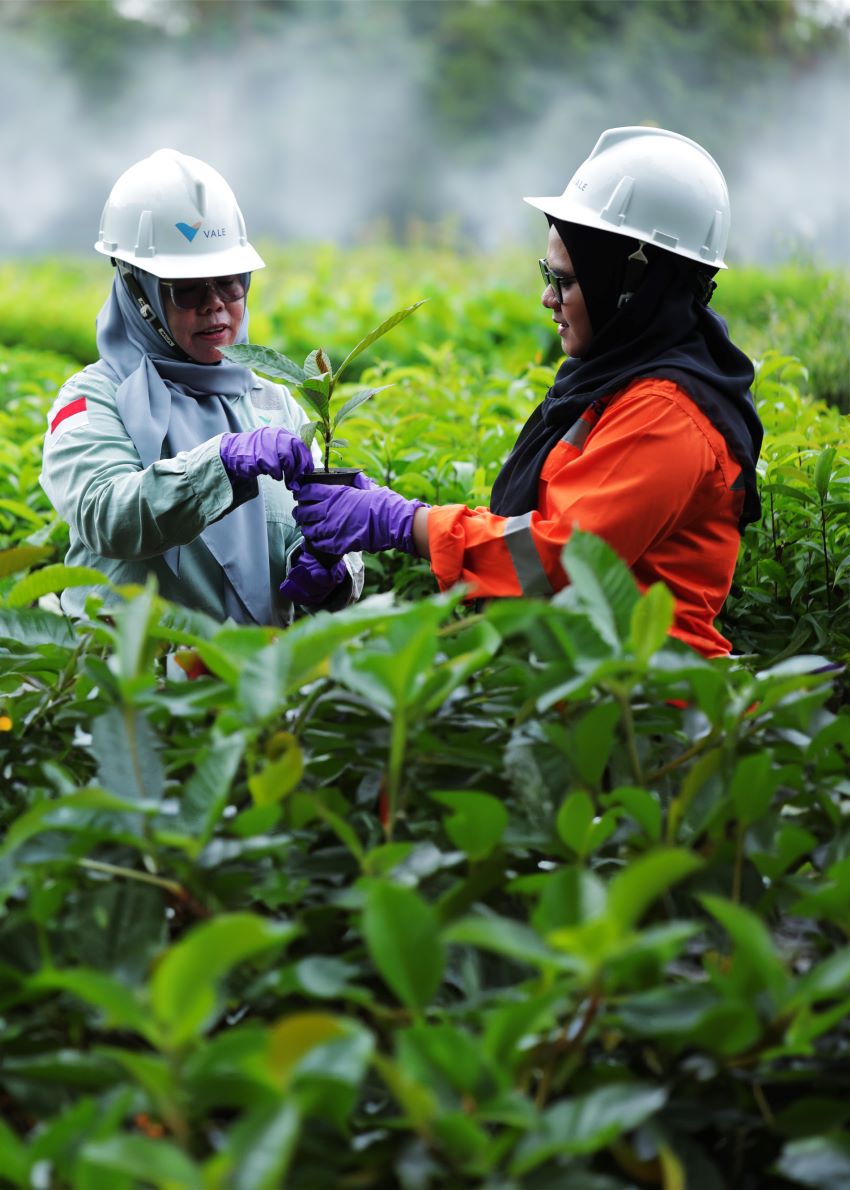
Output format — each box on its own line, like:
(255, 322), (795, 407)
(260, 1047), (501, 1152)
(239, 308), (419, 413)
(0, 246), (848, 1189)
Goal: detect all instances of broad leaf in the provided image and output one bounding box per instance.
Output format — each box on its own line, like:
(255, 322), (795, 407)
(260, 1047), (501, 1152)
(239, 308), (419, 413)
(5, 563), (108, 608)
(431, 790), (508, 861)
(362, 882), (444, 1013)
(151, 914), (299, 1047)
(332, 384), (390, 429)
(221, 343), (305, 385)
(0, 543), (53, 579)
(334, 300), (427, 383)
(511, 1082), (667, 1173)
(81, 1135), (202, 1188)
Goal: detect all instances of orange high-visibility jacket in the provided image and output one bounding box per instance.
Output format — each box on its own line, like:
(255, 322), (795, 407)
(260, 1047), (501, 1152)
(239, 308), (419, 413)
(428, 378), (746, 658)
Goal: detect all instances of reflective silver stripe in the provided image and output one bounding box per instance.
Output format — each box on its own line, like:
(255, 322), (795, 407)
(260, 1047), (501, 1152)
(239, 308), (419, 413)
(503, 511), (553, 596)
(561, 416), (594, 449)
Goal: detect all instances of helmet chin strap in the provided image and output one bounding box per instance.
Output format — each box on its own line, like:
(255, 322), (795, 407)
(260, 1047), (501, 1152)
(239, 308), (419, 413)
(617, 242), (649, 309)
(616, 243), (718, 309)
(113, 260), (193, 361)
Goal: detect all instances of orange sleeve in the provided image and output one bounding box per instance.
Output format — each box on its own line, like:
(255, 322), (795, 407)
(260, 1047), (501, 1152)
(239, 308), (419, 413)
(428, 382), (734, 600)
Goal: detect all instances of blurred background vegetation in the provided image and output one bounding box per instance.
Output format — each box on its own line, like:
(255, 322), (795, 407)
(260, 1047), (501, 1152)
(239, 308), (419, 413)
(0, 0), (848, 263)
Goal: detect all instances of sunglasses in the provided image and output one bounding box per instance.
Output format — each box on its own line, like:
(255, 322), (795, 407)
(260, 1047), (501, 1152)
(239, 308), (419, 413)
(161, 274), (250, 310)
(538, 258), (575, 306)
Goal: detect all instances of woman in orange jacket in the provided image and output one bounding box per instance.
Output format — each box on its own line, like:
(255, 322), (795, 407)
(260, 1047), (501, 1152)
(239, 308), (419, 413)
(292, 126), (764, 659)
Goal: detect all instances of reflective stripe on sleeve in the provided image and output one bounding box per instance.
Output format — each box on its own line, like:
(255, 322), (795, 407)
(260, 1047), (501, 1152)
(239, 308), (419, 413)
(503, 511), (553, 596)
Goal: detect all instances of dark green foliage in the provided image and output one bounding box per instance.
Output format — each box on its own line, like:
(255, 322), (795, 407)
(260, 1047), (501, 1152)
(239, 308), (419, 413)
(0, 534), (848, 1185)
(0, 250), (847, 1185)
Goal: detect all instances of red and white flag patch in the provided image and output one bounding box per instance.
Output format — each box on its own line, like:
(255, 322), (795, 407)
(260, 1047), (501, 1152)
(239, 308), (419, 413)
(47, 396), (88, 439)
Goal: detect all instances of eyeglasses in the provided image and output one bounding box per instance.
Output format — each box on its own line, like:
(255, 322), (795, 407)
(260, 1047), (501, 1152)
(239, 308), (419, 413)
(161, 274), (250, 310)
(538, 258), (575, 306)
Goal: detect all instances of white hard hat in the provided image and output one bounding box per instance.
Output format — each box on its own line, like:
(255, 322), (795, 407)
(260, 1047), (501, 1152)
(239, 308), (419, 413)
(95, 148), (265, 279)
(525, 126), (730, 269)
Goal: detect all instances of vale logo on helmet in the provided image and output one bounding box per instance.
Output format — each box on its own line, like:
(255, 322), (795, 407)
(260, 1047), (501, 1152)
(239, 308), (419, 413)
(175, 220), (228, 243)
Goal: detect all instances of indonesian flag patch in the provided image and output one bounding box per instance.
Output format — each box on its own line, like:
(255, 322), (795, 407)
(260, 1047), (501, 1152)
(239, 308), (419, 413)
(47, 395), (88, 439)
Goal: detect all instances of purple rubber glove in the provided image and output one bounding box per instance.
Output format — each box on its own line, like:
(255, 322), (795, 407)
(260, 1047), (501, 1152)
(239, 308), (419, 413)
(219, 427), (314, 486)
(294, 477), (427, 556)
(279, 548), (348, 607)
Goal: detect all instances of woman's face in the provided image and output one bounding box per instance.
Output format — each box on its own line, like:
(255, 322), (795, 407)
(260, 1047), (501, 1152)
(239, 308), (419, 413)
(161, 279), (245, 365)
(541, 224), (593, 359)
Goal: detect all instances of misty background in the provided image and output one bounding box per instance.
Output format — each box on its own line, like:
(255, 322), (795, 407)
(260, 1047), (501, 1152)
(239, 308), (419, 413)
(0, 0), (848, 266)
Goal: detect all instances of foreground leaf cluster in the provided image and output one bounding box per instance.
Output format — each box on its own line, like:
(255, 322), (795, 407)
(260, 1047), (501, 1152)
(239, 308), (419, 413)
(0, 532), (848, 1188)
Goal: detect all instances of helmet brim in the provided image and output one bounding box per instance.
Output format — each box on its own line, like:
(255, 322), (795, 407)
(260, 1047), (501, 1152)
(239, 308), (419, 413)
(523, 195), (727, 270)
(96, 242), (266, 279)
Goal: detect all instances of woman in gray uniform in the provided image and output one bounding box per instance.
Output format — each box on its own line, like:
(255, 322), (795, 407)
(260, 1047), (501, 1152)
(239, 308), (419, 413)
(40, 148), (358, 625)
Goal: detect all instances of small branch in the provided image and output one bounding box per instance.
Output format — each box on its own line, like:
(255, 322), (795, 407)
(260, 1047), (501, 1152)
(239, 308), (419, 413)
(612, 686), (643, 786)
(533, 988), (602, 1110)
(78, 858), (187, 899)
(645, 730), (719, 784)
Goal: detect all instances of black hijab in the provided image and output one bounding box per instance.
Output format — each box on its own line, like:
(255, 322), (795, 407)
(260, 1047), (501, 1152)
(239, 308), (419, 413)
(489, 220), (763, 528)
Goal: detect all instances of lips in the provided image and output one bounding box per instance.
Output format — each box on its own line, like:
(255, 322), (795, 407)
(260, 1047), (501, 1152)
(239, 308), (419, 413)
(196, 325), (230, 341)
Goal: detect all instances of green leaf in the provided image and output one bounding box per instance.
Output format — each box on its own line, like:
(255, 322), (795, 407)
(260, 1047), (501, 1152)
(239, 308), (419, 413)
(98, 1047), (177, 1111)
(0, 788), (158, 857)
(332, 384), (391, 429)
(0, 543), (53, 579)
(294, 957), (357, 999)
(569, 702), (622, 788)
(700, 894), (790, 1002)
(297, 378), (331, 423)
(298, 420), (319, 449)
(629, 581), (675, 664)
(361, 882), (444, 1013)
(557, 791), (594, 855)
(175, 733), (245, 842)
(430, 790), (508, 860)
(556, 531), (640, 648)
(81, 1135), (202, 1189)
(606, 848), (703, 934)
(813, 445), (837, 501)
(792, 947), (850, 1008)
(221, 343), (305, 385)
(91, 707), (164, 802)
(775, 1135), (850, 1189)
(511, 1083), (667, 1173)
(27, 968), (151, 1038)
(0, 606), (76, 647)
(445, 914), (579, 972)
(0, 1118), (28, 1187)
(224, 1101), (302, 1190)
(248, 737), (304, 806)
(729, 750), (780, 824)
(5, 563), (108, 608)
(267, 1012), (346, 1087)
(151, 914), (298, 1048)
(334, 300), (427, 384)
(602, 786), (662, 842)
(304, 347), (332, 380)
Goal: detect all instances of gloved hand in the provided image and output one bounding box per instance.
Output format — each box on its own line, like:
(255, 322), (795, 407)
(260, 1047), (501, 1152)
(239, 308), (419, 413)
(278, 548), (348, 607)
(219, 427), (314, 486)
(294, 475), (428, 556)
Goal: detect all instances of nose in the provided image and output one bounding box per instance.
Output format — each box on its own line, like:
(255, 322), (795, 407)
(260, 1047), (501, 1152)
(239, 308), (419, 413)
(197, 282), (225, 314)
(542, 283), (560, 310)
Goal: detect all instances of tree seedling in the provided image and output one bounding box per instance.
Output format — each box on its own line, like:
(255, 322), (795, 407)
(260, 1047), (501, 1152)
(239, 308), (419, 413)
(222, 301), (426, 473)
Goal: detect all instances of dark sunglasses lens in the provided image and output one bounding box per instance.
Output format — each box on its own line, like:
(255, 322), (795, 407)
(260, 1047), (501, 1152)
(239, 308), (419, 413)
(170, 282), (206, 309)
(215, 275), (247, 303)
(167, 276), (248, 309)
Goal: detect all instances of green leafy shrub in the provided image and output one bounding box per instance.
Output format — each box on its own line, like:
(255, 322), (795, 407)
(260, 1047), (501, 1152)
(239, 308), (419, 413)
(0, 247), (848, 1186)
(0, 536), (848, 1187)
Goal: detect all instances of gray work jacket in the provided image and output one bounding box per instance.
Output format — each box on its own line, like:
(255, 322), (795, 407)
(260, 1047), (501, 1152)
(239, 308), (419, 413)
(39, 364), (363, 623)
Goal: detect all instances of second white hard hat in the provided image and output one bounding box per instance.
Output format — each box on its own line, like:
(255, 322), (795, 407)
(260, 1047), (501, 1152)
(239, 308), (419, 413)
(524, 126), (730, 269)
(95, 148), (265, 279)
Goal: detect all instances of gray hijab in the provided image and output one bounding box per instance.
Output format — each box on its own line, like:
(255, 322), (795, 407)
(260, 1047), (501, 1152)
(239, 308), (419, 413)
(92, 264), (272, 624)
